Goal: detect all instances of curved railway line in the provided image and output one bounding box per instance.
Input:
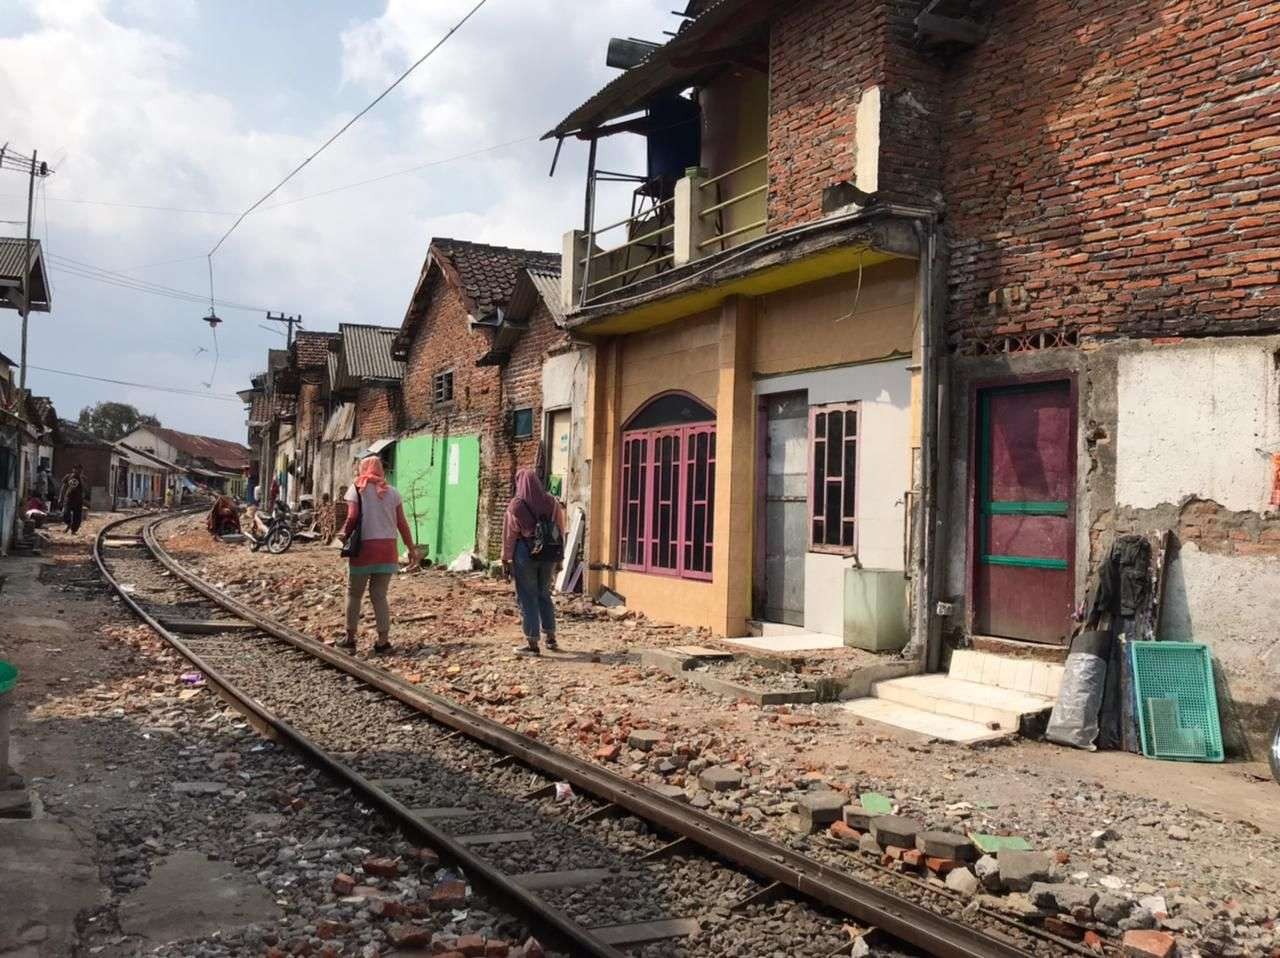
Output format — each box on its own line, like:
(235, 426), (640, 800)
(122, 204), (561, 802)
(94, 509), (1107, 958)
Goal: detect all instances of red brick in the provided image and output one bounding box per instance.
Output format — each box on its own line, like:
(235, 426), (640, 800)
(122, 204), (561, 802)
(362, 856), (402, 879)
(331, 873), (356, 895)
(829, 820), (862, 847)
(456, 934), (486, 956)
(595, 743), (621, 761)
(1084, 930), (1105, 953)
(485, 942), (511, 957)
(1123, 930), (1176, 958)
(427, 879), (468, 910)
(925, 856), (960, 877)
(388, 923), (432, 948)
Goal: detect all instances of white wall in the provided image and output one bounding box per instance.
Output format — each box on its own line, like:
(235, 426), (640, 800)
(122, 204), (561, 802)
(1116, 343), (1279, 511)
(756, 358), (911, 636)
(123, 427), (178, 466)
(542, 347), (592, 513)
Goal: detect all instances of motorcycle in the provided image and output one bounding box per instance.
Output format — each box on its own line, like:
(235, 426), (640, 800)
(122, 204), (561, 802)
(246, 500), (294, 554)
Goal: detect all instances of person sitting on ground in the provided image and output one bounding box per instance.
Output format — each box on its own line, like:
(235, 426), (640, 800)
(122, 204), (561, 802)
(502, 468), (566, 656)
(336, 456), (420, 655)
(206, 495), (240, 538)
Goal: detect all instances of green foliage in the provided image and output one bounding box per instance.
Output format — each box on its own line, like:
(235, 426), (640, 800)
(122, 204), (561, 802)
(76, 402), (160, 442)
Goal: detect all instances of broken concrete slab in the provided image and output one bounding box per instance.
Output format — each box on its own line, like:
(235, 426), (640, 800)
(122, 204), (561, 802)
(945, 867), (981, 897)
(119, 850), (279, 944)
(697, 766), (743, 792)
(627, 729), (663, 751)
(0, 819), (100, 957)
(638, 648), (817, 705)
(997, 850), (1055, 892)
(1030, 882), (1098, 915)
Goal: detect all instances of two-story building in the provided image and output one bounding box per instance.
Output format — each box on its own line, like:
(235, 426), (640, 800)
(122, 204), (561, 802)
(550, 0), (1280, 753)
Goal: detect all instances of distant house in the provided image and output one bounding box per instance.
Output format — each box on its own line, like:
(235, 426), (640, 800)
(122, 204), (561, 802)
(52, 419), (124, 513)
(115, 442), (179, 504)
(121, 425), (250, 498)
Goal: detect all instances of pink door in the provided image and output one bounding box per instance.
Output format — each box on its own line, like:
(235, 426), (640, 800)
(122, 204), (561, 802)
(973, 380), (1075, 645)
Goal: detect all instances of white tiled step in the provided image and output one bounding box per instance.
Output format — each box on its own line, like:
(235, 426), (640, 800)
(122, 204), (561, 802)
(949, 650), (1066, 698)
(871, 674), (1055, 731)
(840, 698), (1008, 744)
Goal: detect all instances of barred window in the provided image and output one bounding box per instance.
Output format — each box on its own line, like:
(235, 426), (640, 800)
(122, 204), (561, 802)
(809, 403), (858, 553)
(433, 369), (454, 405)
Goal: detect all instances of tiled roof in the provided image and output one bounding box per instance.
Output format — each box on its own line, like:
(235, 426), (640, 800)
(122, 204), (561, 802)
(293, 330), (339, 370)
(248, 394), (271, 425)
(432, 238), (560, 317)
(142, 426), (250, 470)
(339, 324), (405, 383)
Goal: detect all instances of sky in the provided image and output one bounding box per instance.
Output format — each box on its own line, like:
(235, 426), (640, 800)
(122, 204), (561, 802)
(0, 0), (677, 442)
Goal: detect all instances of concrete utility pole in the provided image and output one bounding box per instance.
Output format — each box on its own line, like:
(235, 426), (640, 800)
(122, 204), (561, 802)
(19, 149), (37, 392)
(265, 311), (303, 347)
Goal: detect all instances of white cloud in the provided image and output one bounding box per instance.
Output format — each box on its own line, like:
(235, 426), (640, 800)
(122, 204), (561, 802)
(0, 0), (677, 439)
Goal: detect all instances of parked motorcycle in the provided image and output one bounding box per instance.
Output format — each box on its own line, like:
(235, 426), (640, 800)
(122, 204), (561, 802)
(246, 500), (294, 554)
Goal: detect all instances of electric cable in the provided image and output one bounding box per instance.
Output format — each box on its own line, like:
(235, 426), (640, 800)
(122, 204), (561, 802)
(24, 364), (244, 402)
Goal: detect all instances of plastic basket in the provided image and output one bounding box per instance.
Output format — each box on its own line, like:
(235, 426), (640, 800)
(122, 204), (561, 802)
(0, 660), (16, 696)
(1130, 641), (1223, 762)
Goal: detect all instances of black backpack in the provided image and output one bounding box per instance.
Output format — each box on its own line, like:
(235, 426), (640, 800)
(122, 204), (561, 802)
(520, 501), (564, 562)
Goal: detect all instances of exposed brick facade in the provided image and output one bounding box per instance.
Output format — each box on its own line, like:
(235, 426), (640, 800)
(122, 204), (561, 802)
(942, 0), (1280, 348)
(296, 379), (325, 443)
(354, 385), (401, 440)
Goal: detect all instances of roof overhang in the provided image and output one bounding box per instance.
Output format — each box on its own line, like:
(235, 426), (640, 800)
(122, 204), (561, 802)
(544, 0), (773, 140)
(566, 207), (923, 337)
(0, 239), (51, 313)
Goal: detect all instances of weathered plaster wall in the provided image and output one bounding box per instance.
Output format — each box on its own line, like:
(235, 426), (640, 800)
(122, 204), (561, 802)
(944, 336), (1280, 755)
(1116, 343), (1278, 512)
(541, 346), (592, 517)
(756, 358), (912, 637)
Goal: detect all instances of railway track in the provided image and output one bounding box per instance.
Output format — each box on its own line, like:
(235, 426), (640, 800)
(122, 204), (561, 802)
(95, 510), (1100, 958)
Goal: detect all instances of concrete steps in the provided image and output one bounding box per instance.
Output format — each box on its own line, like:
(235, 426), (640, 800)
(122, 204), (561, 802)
(840, 650), (1065, 744)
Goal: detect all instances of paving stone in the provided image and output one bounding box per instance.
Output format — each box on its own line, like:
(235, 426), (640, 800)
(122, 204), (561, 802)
(791, 790), (846, 833)
(842, 805), (874, 831)
(974, 854), (1001, 891)
(627, 729), (662, 751)
(945, 867), (981, 897)
(916, 830), (975, 861)
(697, 766), (742, 792)
(1030, 882), (1098, 915)
(869, 815), (920, 849)
(1122, 930), (1175, 958)
(997, 849), (1054, 892)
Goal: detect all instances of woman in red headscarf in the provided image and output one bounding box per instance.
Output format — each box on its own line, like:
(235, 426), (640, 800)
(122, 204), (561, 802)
(336, 455), (419, 654)
(502, 468), (566, 655)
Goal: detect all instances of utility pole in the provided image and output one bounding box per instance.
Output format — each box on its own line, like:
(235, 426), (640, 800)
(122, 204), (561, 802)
(265, 311), (303, 347)
(19, 149), (40, 392)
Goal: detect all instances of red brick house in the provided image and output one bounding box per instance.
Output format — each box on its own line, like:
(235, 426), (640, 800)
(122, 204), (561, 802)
(548, 0), (1280, 751)
(390, 238), (571, 561)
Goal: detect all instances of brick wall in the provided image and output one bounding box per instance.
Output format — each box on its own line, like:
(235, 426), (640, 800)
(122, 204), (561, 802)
(767, 0), (885, 229)
(489, 300), (573, 539)
(1111, 499), (1280, 559)
(296, 378), (325, 443)
(943, 0), (1280, 349)
(354, 385), (401, 440)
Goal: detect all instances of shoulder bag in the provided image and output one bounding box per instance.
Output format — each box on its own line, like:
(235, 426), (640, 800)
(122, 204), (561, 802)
(340, 488), (363, 558)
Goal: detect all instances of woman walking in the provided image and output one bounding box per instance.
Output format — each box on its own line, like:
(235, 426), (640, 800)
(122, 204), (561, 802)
(337, 456), (418, 654)
(502, 468), (565, 656)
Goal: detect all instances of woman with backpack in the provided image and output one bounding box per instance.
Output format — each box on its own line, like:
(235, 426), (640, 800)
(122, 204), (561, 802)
(502, 468), (565, 656)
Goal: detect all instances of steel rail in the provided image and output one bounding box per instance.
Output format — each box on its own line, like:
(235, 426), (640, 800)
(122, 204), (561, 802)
(93, 514), (626, 958)
(138, 515), (1071, 958)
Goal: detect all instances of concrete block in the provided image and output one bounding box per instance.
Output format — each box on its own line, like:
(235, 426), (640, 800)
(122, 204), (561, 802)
(916, 830), (975, 861)
(842, 805), (874, 831)
(627, 729), (663, 751)
(945, 867), (981, 897)
(1030, 882), (1098, 915)
(869, 815), (921, 849)
(697, 766), (743, 792)
(997, 850), (1054, 892)
(791, 790), (847, 833)
(858, 833), (881, 856)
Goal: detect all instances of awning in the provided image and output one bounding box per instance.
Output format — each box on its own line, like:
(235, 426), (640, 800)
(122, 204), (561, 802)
(543, 0), (770, 140)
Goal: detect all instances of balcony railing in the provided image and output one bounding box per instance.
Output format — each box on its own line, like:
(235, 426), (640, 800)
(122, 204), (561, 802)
(563, 154), (768, 309)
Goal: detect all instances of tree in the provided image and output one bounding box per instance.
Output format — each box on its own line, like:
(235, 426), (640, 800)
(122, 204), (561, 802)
(77, 402), (160, 442)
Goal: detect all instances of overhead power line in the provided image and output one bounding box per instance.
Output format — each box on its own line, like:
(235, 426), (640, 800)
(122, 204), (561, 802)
(207, 0), (491, 260)
(26, 364), (245, 402)
(47, 253), (270, 312)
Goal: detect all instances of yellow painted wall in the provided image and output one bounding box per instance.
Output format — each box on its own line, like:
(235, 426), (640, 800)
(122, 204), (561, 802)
(619, 309), (720, 422)
(700, 69), (768, 245)
(614, 571), (719, 629)
(755, 258), (916, 375)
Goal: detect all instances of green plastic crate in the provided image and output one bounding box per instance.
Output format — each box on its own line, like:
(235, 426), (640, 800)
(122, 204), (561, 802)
(1130, 641), (1223, 762)
(0, 660), (16, 695)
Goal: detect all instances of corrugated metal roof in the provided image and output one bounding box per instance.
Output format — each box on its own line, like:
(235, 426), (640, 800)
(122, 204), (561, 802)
(0, 237), (51, 311)
(340, 324), (405, 383)
(322, 402), (356, 442)
(527, 267), (566, 325)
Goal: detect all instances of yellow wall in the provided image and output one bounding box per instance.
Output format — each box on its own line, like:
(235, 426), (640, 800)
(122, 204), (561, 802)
(619, 309), (720, 422)
(755, 258), (916, 375)
(699, 69), (768, 244)
(587, 257), (922, 637)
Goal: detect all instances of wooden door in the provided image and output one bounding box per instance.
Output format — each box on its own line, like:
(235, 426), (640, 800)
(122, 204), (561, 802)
(973, 380), (1075, 645)
(547, 409), (571, 498)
